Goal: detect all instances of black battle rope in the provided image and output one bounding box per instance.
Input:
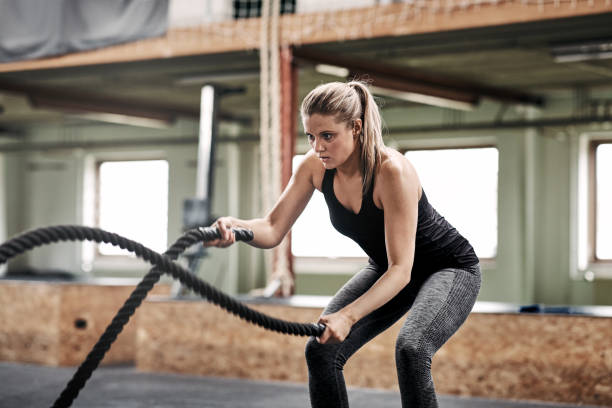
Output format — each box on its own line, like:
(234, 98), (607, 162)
(0, 225), (325, 408)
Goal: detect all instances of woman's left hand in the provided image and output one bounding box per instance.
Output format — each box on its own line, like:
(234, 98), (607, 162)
(317, 311), (354, 344)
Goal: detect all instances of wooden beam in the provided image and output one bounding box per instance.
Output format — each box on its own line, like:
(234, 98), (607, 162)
(0, 1), (610, 73)
(280, 46), (298, 191)
(278, 45), (298, 293)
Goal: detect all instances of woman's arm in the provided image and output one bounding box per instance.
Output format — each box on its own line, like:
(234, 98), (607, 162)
(205, 151), (319, 249)
(318, 154), (420, 344)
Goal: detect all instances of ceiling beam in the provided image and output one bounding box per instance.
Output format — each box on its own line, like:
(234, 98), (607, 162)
(0, 2), (610, 73)
(0, 126), (23, 138)
(294, 48), (543, 108)
(0, 134), (259, 153)
(0, 80), (251, 125)
(389, 114), (612, 134)
(0, 80), (194, 122)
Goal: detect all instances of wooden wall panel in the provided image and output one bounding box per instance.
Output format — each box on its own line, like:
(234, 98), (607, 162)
(0, 280), (170, 366)
(137, 299), (612, 406)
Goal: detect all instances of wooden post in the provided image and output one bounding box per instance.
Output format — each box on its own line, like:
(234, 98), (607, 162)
(278, 45), (297, 294)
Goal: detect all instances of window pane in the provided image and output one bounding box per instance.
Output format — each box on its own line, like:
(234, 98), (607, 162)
(291, 155), (366, 258)
(405, 148), (498, 259)
(98, 160), (169, 255)
(596, 144), (612, 260)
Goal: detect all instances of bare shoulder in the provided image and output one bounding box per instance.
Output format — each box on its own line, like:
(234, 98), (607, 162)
(297, 150), (325, 191)
(374, 148), (421, 206)
(379, 148), (418, 184)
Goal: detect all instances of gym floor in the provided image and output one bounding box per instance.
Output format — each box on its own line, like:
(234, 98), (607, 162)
(0, 362), (605, 408)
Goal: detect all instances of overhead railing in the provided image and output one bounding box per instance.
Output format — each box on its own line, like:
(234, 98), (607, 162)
(0, 0), (610, 73)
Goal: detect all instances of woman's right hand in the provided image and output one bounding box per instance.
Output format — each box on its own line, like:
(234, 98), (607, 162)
(203, 217), (236, 248)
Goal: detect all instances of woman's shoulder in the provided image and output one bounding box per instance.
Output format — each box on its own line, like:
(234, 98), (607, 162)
(378, 148), (415, 180)
(297, 150), (326, 191)
(374, 148), (421, 201)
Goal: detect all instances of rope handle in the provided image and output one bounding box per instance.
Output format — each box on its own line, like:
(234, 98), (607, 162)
(197, 226), (254, 242)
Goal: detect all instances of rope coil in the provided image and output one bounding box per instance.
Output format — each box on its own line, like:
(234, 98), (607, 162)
(0, 225), (325, 408)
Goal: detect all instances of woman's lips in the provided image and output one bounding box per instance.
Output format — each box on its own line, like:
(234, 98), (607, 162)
(320, 156), (330, 163)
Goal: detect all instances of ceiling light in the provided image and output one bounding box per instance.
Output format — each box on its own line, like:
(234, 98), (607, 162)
(551, 39), (612, 63)
(175, 69), (259, 86)
(68, 112), (171, 128)
(370, 86), (476, 111)
(315, 64), (349, 78)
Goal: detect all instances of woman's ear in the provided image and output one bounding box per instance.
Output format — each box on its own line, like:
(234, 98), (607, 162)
(353, 118), (362, 138)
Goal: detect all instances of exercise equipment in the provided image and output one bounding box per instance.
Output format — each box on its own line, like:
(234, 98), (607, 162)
(0, 225), (325, 408)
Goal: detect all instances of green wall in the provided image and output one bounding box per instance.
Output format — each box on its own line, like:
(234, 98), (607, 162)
(1, 87), (611, 305)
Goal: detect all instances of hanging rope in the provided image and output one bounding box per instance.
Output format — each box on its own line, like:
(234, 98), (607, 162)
(259, 0), (293, 296)
(0, 225), (325, 408)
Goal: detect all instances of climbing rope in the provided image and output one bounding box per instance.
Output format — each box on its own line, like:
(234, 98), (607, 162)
(0, 225), (325, 408)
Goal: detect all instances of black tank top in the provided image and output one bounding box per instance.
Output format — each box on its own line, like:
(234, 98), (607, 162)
(321, 168), (479, 280)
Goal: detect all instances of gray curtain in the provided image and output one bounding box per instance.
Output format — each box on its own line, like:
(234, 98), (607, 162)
(0, 0), (168, 63)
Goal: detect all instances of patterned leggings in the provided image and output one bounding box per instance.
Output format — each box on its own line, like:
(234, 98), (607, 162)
(305, 264), (481, 408)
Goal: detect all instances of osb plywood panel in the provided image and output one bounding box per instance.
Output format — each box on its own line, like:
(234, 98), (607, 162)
(0, 282), (61, 365)
(137, 301), (319, 383)
(58, 284), (169, 366)
(434, 314), (612, 406)
(1, 281), (170, 367)
(137, 300), (612, 406)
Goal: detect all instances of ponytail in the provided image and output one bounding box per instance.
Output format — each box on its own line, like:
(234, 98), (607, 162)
(348, 81), (384, 194)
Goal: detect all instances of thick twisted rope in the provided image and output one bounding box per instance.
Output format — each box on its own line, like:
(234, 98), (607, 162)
(0, 225), (325, 408)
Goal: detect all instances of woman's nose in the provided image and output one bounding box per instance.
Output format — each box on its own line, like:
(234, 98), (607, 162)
(313, 138), (325, 152)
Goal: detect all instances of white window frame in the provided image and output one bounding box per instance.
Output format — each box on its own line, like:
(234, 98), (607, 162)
(81, 151), (168, 275)
(402, 144), (499, 262)
(394, 135), (498, 268)
(571, 132), (612, 280)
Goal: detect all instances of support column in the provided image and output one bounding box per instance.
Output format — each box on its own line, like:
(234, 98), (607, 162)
(276, 45), (298, 295)
(0, 154), (5, 276)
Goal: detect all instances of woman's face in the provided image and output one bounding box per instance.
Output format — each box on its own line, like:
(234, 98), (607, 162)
(303, 113), (361, 170)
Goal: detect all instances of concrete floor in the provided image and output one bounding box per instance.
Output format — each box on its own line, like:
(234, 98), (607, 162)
(0, 362), (605, 408)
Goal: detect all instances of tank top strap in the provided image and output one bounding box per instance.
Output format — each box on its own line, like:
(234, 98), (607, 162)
(322, 169), (335, 196)
(361, 172), (377, 211)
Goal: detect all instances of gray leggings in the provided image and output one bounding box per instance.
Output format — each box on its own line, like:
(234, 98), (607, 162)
(305, 264), (481, 408)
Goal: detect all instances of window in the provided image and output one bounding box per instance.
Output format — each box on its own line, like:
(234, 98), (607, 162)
(595, 143), (612, 261)
(404, 147), (498, 259)
(96, 160), (169, 256)
(291, 155), (366, 258)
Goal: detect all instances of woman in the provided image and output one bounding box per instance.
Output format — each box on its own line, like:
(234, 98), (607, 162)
(205, 81), (481, 408)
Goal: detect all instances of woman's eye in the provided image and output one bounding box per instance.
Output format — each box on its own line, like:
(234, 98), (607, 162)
(307, 134), (315, 143)
(322, 133), (332, 140)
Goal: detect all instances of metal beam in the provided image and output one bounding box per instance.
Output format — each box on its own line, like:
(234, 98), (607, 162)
(3, 114), (612, 153)
(294, 48), (543, 108)
(0, 80), (194, 122)
(0, 135), (258, 153)
(0, 80), (252, 125)
(388, 114), (612, 134)
(0, 126), (23, 139)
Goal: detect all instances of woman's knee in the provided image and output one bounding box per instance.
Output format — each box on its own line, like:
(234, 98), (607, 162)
(395, 335), (432, 369)
(305, 336), (345, 370)
(305, 337), (327, 366)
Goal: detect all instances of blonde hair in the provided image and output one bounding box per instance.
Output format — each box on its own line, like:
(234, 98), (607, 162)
(300, 81), (384, 194)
